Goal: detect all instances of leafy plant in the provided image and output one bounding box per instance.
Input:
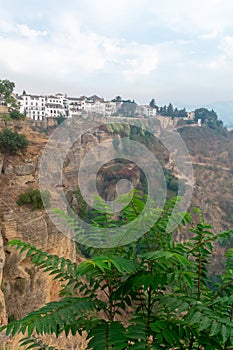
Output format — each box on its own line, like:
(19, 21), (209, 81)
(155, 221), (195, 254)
(9, 110), (25, 120)
(1, 191), (233, 349)
(0, 128), (29, 173)
(0, 128), (28, 155)
(17, 188), (51, 210)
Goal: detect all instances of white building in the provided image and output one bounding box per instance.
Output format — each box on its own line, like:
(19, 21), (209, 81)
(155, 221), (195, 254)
(66, 96), (86, 117)
(18, 94), (67, 120)
(18, 92), (151, 120)
(105, 101), (117, 116)
(136, 105), (157, 117)
(19, 94), (47, 120)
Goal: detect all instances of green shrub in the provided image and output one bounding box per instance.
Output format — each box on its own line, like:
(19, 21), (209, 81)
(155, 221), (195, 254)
(17, 188), (50, 210)
(0, 128), (28, 155)
(10, 110), (25, 120)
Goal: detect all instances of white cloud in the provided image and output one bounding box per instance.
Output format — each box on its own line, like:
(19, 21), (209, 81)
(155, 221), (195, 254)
(220, 35), (233, 59)
(17, 24), (47, 38)
(148, 0), (233, 37)
(0, 17), (159, 83)
(1, 0), (233, 105)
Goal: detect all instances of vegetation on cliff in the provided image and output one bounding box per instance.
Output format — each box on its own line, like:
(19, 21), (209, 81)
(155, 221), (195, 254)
(0, 127), (29, 173)
(1, 192), (233, 349)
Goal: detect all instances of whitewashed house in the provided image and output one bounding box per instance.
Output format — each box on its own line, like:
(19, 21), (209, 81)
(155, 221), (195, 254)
(142, 105), (157, 117)
(136, 105), (157, 117)
(20, 94), (46, 120)
(105, 101), (117, 116)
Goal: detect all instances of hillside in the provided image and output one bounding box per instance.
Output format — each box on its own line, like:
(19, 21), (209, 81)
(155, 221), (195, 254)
(179, 126), (233, 230)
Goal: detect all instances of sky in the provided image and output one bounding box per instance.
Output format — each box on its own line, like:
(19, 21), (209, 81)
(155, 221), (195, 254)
(1, 0), (233, 107)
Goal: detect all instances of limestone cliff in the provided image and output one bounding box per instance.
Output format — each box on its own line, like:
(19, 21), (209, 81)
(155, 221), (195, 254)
(0, 119), (78, 349)
(0, 118), (232, 348)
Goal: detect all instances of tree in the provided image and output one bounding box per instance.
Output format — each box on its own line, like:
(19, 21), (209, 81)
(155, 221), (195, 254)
(194, 108), (227, 134)
(114, 96), (122, 102)
(0, 128), (29, 173)
(1, 192), (233, 349)
(159, 105), (167, 116)
(167, 102), (174, 116)
(0, 79), (15, 98)
(119, 101), (137, 117)
(149, 98), (158, 109)
(194, 108), (218, 124)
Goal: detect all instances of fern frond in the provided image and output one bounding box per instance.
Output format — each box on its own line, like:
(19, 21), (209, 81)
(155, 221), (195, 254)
(19, 336), (58, 350)
(87, 320), (128, 350)
(0, 297), (103, 338)
(7, 240), (79, 285)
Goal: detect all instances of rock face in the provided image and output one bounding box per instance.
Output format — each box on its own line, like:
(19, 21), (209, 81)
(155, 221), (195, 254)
(0, 230), (6, 325)
(0, 122), (78, 349)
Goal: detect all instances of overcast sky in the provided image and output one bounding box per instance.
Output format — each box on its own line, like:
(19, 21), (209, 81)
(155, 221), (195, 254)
(1, 0), (233, 106)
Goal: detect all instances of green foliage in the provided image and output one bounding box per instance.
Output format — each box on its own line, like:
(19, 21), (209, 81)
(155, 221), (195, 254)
(5, 96), (19, 109)
(56, 114), (66, 125)
(158, 103), (187, 118)
(149, 98), (158, 110)
(17, 188), (51, 210)
(0, 128), (29, 154)
(118, 101), (137, 117)
(19, 337), (57, 350)
(10, 109), (25, 120)
(0, 79), (15, 98)
(1, 192), (233, 349)
(0, 113), (11, 121)
(163, 167), (179, 193)
(194, 108), (227, 135)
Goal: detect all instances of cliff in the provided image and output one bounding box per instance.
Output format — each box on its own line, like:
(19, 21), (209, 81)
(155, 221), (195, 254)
(0, 117), (232, 348)
(0, 119), (80, 349)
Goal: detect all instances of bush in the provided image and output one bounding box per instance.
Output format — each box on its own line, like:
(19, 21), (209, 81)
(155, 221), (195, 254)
(10, 110), (25, 120)
(0, 128), (29, 154)
(17, 188), (50, 210)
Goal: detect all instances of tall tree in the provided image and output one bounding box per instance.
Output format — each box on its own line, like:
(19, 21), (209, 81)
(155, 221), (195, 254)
(149, 98), (157, 109)
(0, 79), (15, 98)
(119, 101), (137, 117)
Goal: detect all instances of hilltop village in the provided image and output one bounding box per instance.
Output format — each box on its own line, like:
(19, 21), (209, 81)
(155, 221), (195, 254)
(1, 80), (229, 134)
(0, 84), (194, 121)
